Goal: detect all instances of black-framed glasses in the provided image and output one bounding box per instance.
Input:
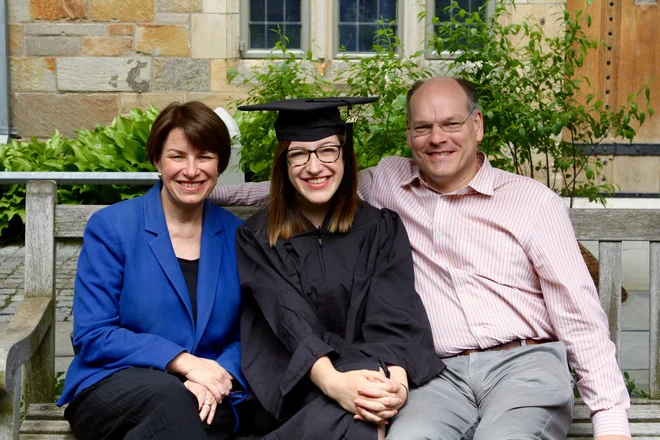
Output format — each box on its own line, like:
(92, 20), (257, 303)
(286, 144), (342, 167)
(410, 104), (477, 136)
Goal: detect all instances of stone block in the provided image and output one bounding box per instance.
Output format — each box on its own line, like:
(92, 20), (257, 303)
(24, 23), (106, 37)
(153, 58), (209, 92)
(29, 0), (87, 20)
(155, 13), (191, 24)
(8, 25), (24, 57)
(57, 57), (151, 92)
(183, 92), (233, 111)
(135, 25), (190, 57)
(25, 36), (81, 56)
(157, 0), (202, 12)
(192, 14), (239, 58)
(120, 92), (185, 113)
(210, 59), (249, 94)
(82, 37), (133, 56)
(90, 0), (154, 22)
(203, 0), (239, 13)
(9, 57), (57, 92)
(8, 1), (29, 22)
(109, 24), (135, 36)
(11, 93), (120, 138)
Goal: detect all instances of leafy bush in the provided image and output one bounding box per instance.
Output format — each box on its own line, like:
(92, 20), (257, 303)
(230, 1), (652, 208)
(0, 107), (159, 237)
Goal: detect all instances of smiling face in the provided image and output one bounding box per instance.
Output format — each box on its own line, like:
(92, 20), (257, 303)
(155, 127), (219, 212)
(286, 135), (344, 223)
(407, 77), (484, 193)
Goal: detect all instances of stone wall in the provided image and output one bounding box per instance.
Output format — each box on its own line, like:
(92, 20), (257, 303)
(7, 0), (247, 139)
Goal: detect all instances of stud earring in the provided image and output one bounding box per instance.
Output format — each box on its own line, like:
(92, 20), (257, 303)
(158, 172), (162, 179)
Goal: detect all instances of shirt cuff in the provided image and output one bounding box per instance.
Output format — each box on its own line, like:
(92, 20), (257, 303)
(591, 407), (631, 438)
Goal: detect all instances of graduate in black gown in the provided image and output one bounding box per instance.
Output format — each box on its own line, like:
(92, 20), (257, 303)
(235, 98), (444, 439)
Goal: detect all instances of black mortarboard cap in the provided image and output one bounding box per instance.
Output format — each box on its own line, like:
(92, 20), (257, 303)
(238, 97), (378, 143)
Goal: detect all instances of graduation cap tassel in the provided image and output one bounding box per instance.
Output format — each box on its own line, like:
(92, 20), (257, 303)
(346, 105), (357, 153)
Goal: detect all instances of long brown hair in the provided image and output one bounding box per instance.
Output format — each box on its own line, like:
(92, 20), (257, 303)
(267, 135), (358, 246)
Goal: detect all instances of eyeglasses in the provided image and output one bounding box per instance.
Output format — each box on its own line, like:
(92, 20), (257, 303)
(286, 144), (342, 167)
(410, 104), (477, 136)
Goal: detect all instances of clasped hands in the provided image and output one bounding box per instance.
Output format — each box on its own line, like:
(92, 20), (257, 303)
(167, 352), (233, 425)
(327, 369), (407, 426)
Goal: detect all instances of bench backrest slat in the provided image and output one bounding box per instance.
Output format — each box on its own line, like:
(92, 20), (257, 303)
(650, 241), (660, 399)
(598, 241), (623, 361)
(25, 181), (56, 298)
(569, 209), (660, 241)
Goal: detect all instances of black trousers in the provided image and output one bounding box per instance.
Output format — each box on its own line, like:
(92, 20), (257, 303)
(64, 367), (236, 440)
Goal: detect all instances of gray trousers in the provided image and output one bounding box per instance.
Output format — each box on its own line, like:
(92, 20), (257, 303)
(386, 342), (574, 440)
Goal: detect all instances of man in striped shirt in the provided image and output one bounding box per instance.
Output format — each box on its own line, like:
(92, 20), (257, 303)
(210, 77), (630, 439)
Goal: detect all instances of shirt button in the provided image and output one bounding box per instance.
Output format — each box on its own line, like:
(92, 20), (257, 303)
(436, 231), (442, 238)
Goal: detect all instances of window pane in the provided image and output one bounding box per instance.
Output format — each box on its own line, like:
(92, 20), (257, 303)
(360, 0), (377, 22)
(250, 0), (265, 22)
(339, 0), (398, 52)
(286, 0), (301, 21)
(250, 24), (266, 49)
(267, 0), (284, 21)
(284, 24), (301, 48)
(339, 24), (357, 52)
(340, 0), (358, 22)
(249, 0), (302, 50)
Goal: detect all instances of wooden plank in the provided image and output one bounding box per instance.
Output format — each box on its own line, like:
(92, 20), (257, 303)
(569, 422), (660, 436)
(20, 435), (76, 440)
(598, 241), (623, 358)
(651, 241), (660, 399)
(569, 209), (660, 241)
(24, 404), (66, 421)
(573, 403), (660, 421)
(0, 368), (22, 440)
(19, 420), (71, 434)
(55, 205), (259, 238)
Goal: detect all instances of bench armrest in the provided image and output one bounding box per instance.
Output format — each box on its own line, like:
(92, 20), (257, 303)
(0, 296), (53, 393)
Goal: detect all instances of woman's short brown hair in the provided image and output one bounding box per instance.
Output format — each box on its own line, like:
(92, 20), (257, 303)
(146, 101), (231, 173)
(267, 135), (358, 246)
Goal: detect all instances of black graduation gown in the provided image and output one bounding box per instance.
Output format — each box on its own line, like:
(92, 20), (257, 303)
(236, 202), (444, 439)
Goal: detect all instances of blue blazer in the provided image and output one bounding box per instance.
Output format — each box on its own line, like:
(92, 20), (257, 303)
(58, 184), (247, 413)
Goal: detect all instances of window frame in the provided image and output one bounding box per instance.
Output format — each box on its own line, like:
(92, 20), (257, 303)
(239, 0), (311, 59)
(334, 0), (404, 58)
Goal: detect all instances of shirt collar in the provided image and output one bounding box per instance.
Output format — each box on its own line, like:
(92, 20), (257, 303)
(404, 151), (494, 196)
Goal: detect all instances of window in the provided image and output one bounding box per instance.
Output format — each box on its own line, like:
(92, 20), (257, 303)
(338, 0), (398, 53)
(240, 0), (309, 57)
(427, 0), (489, 57)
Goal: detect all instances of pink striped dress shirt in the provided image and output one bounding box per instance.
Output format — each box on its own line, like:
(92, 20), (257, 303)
(209, 153), (631, 437)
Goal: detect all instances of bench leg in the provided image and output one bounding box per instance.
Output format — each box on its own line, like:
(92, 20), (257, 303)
(0, 368), (22, 440)
(25, 323), (55, 407)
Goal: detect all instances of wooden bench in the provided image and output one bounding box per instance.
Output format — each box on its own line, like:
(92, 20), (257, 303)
(1, 179), (659, 439)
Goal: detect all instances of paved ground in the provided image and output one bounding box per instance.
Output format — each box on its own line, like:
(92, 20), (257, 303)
(0, 240), (653, 392)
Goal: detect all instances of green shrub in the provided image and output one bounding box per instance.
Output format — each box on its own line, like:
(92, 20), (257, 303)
(0, 106), (159, 237)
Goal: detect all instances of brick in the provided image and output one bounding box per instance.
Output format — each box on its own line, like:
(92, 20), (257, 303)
(57, 57), (151, 92)
(9, 57), (57, 92)
(153, 58), (208, 92)
(109, 24), (135, 36)
(90, 0), (154, 22)
(11, 93), (120, 138)
(82, 37), (133, 56)
(191, 14), (239, 58)
(29, 0), (87, 20)
(136, 25), (190, 57)
(8, 25), (23, 57)
(25, 36), (81, 56)
(24, 23), (106, 37)
(120, 92), (185, 113)
(155, 13), (191, 24)
(8, 1), (29, 22)
(203, 0), (239, 13)
(157, 0), (202, 12)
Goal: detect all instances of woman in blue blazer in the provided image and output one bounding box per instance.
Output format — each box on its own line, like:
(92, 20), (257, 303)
(58, 102), (247, 440)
